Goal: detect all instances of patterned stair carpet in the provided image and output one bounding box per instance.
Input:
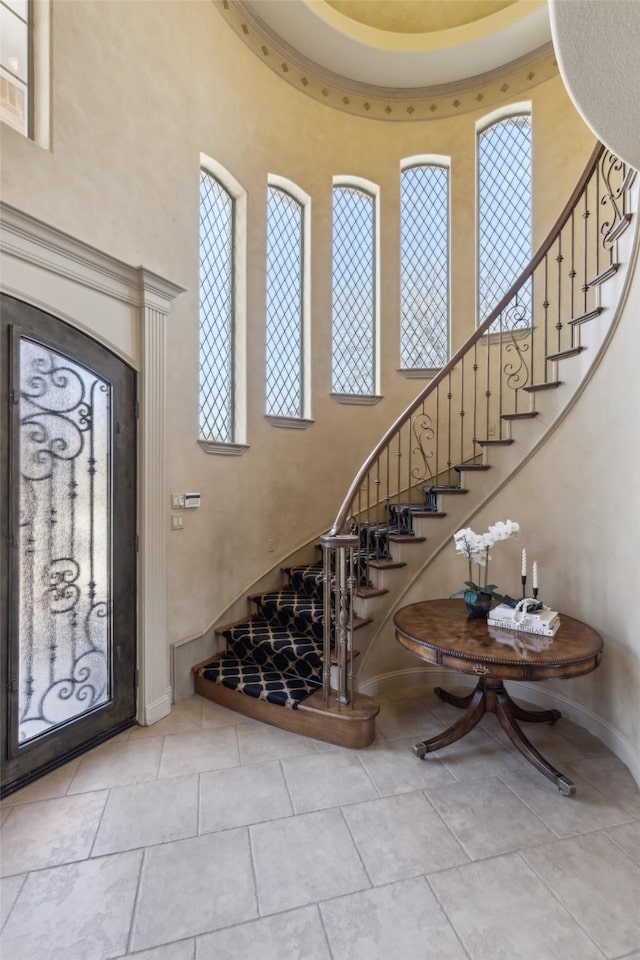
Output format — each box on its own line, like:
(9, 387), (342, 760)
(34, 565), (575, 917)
(198, 505), (431, 711)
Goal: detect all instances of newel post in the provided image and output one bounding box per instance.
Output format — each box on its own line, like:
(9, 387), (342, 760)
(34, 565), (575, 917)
(321, 532), (359, 707)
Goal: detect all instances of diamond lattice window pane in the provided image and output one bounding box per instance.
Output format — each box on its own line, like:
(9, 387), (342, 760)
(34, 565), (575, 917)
(266, 187), (304, 418)
(400, 165), (449, 368)
(332, 186), (376, 395)
(478, 115), (532, 330)
(199, 171), (234, 442)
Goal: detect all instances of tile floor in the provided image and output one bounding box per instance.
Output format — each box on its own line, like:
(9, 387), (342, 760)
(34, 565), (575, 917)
(1, 687), (639, 960)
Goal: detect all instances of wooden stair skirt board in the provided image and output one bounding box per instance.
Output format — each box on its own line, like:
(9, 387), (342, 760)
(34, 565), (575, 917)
(193, 658), (379, 748)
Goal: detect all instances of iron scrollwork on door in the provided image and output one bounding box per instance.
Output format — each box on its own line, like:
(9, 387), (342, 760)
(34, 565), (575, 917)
(17, 338), (112, 744)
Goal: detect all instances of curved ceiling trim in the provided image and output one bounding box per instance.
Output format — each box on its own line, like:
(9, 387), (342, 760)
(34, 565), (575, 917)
(217, 1), (557, 121)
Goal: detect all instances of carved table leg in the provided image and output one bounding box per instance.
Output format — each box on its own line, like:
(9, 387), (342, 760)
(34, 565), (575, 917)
(494, 688), (576, 796)
(413, 684), (486, 758)
(434, 687), (475, 709)
(510, 701), (561, 725)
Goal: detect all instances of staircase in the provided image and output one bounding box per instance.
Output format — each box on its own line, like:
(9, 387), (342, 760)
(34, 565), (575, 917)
(194, 143), (637, 747)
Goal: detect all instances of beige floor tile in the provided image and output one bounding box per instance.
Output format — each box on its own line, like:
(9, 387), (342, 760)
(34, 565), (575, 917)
(281, 751), (378, 814)
(92, 774), (199, 856)
(250, 808), (370, 915)
(523, 832), (640, 957)
(429, 852), (605, 960)
(0, 790), (107, 876)
(237, 721), (319, 764)
(0, 757), (81, 807)
(320, 875), (468, 960)
(200, 697), (254, 728)
(199, 760), (292, 833)
(356, 736), (457, 796)
(196, 905), (331, 960)
(1, 850), (142, 960)
(553, 717), (614, 758)
(68, 737), (163, 793)
(125, 941), (196, 960)
(342, 790), (469, 884)
(605, 819), (640, 864)
(130, 829), (257, 951)
(433, 727), (530, 782)
(128, 696), (203, 740)
(568, 755), (640, 818)
(375, 695), (446, 741)
(1, 874), (26, 929)
(157, 726), (239, 778)
(483, 714), (590, 764)
(498, 762), (634, 836)
(426, 776), (554, 860)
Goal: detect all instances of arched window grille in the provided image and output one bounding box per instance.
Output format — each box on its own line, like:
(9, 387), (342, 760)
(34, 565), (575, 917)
(332, 184), (377, 396)
(478, 112), (532, 328)
(266, 185), (305, 418)
(400, 163), (449, 368)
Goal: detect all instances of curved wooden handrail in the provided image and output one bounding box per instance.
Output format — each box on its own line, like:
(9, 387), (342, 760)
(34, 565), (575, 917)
(328, 141), (605, 536)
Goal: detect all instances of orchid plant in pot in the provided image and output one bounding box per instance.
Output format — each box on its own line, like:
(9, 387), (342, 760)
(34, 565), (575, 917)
(450, 520), (521, 617)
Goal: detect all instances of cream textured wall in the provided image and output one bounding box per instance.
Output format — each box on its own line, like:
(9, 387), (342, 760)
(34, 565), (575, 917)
(0, 2), (594, 658)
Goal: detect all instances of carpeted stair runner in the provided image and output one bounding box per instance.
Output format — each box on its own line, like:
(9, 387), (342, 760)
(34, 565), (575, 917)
(197, 503), (432, 712)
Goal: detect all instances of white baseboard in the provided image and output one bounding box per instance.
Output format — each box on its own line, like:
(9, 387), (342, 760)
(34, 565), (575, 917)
(139, 687), (172, 726)
(360, 667), (640, 787)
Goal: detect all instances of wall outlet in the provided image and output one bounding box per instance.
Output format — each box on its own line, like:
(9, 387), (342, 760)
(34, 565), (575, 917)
(267, 538), (275, 552)
(488, 422), (496, 436)
(171, 515), (184, 530)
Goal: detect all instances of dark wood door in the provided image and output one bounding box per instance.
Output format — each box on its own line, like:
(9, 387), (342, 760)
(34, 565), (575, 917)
(1, 295), (137, 797)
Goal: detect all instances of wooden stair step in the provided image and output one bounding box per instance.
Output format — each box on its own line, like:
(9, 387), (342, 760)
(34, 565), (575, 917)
(193, 660), (378, 748)
(501, 411), (538, 420)
(454, 463), (490, 471)
(523, 380), (562, 393)
(476, 438), (514, 446)
(605, 213), (632, 243)
(356, 585), (388, 599)
(546, 346), (586, 361)
(588, 263), (619, 287)
(568, 307), (604, 327)
(411, 510), (447, 518)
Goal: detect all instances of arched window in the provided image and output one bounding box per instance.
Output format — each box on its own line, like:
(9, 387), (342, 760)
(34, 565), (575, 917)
(400, 160), (449, 368)
(478, 111), (532, 327)
(332, 181), (378, 397)
(198, 159), (247, 451)
(266, 181), (309, 421)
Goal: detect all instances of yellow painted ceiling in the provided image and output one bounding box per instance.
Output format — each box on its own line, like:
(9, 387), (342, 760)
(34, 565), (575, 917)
(323, 0), (518, 34)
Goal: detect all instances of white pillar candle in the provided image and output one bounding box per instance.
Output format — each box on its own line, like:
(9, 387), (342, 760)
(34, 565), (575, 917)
(533, 561), (538, 589)
(521, 548), (527, 577)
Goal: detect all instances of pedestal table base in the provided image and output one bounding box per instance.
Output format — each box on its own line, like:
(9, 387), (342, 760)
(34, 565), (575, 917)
(413, 679), (575, 796)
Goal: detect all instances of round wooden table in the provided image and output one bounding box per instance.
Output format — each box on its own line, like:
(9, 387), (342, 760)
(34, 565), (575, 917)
(393, 598), (603, 795)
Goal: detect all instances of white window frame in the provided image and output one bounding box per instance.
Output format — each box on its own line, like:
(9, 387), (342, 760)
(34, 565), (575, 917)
(265, 174), (312, 428)
(399, 154), (451, 376)
(0, 0), (51, 149)
(331, 175), (381, 404)
(198, 154), (248, 455)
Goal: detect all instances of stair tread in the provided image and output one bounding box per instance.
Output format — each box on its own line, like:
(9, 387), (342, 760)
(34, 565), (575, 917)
(546, 345), (586, 361)
(501, 412), (538, 420)
(476, 438), (514, 446)
(388, 534), (427, 543)
(454, 463), (490, 471)
(523, 380), (562, 392)
(199, 652), (320, 709)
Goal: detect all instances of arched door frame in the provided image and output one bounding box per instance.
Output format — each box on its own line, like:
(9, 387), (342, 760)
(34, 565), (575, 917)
(0, 202), (185, 726)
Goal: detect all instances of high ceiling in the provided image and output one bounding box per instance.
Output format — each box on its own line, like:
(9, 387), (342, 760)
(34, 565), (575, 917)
(220, 1), (555, 120)
(324, 1), (518, 35)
